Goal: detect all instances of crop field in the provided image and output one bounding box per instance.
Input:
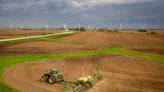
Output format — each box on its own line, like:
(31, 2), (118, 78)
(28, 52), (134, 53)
(0, 28), (64, 38)
(0, 29), (164, 92)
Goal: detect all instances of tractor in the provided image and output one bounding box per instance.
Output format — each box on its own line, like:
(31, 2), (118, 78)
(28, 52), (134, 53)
(40, 68), (102, 92)
(40, 69), (64, 84)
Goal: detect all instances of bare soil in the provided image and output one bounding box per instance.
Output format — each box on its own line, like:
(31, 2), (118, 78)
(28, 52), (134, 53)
(57, 31), (164, 46)
(0, 41), (93, 54)
(0, 28), (63, 38)
(3, 55), (164, 92)
(128, 47), (164, 55)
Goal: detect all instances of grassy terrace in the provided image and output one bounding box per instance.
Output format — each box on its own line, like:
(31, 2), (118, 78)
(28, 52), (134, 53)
(0, 33), (164, 92)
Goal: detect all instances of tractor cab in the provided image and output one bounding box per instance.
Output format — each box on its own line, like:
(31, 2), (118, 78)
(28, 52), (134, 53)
(41, 68), (64, 84)
(49, 69), (59, 74)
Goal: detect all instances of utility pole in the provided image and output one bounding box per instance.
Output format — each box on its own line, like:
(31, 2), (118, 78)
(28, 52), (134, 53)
(78, 24), (80, 31)
(25, 26), (27, 39)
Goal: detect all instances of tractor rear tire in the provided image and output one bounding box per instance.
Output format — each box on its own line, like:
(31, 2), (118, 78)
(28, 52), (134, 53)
(40, 75), (48, 82)
(84, 82), (92, 88)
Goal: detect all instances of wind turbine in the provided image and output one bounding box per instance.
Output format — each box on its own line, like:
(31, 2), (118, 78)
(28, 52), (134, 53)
(119, 23), (122, 30)
(144, 24), (146, 29)
(45, 24), (49, 29)
(19, 25), (23, 29)
(10, 25), (13, 29)
(63, 24), (69, 31)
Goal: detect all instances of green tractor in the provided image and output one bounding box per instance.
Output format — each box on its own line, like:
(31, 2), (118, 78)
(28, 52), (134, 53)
(40, 68), (102, 92)
(40, 69), (64, 84)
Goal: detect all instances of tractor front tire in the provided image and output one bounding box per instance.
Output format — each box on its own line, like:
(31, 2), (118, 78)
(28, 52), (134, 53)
(41, 77), (45, 82)
(48, 77), (55, 84)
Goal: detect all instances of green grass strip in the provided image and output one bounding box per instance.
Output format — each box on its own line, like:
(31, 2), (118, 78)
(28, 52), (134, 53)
(115, 48), (164, 63)
(0, 38), (8, 39)
(0, 82), (19, 92)
(0, 46), (164, 92)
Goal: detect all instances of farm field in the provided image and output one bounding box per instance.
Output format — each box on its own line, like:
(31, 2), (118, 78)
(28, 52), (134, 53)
(0, 41), (94, 54)
(128, 47), (164, 55)
(0, 28), (64, 38)
(0, 29), (164, 92)
(3, 55), (164, 92)
(56, 31), (164, 45)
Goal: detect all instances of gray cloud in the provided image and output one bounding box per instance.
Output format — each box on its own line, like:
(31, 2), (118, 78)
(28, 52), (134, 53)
(0, 0), (156, 13)
(71, 0), (155, 8)
(0, 0), (163, 28)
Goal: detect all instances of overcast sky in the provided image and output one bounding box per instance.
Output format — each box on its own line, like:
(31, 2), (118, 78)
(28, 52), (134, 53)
(0, 0), (164, 28)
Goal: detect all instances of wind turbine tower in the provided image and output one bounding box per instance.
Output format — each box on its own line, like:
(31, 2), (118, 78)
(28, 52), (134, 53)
(63, 24), (69, 31)
(119, 23), (122, 30)
(45, 24), (49, 29)
(10, 25), (13, 29)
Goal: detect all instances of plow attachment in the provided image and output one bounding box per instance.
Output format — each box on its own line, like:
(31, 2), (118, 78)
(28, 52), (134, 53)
(61, 69), (103, 92)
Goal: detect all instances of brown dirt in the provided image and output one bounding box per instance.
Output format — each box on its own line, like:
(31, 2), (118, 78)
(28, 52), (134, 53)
(57, 31), (164, 46)
(3, 55), (164, 92)
(0, 28), (63, 38)
(0, 41), (93, 54)
(128, 47), (164, 55)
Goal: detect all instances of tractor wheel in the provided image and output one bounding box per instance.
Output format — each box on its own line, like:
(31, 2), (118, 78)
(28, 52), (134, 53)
(48, 77), (55, 84)
(41, 77), (45, 82)
(84, 82), (92, 88)
(58, 75), (64, 81)
(40, 75), (48, 82)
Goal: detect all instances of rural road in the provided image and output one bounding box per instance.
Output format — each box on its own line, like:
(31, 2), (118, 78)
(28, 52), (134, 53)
(0, 31), (75, 42)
